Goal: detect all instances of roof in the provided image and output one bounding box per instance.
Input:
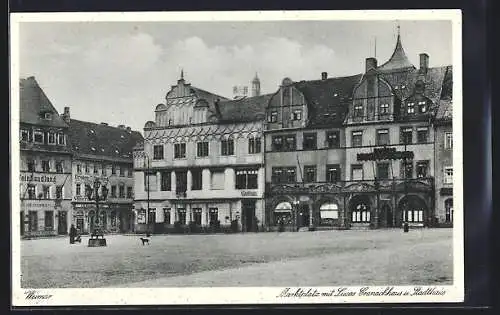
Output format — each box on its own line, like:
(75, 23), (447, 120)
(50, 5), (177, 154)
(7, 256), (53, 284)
(435, 99), (452, 121)
(216, 94), (273, 123)
(294, 74), (363, 127)
(68, 119), (143, 161)
(191, 86), (229, 105)
(377, 34), (416, 72)
(19, 77), (68, 128)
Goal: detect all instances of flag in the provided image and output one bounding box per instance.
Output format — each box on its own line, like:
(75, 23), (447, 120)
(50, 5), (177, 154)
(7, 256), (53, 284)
(296, 154), (304, 184)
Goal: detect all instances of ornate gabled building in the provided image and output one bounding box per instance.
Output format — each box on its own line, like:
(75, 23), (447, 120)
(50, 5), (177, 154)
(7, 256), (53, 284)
(265, 30), (453, 230)
(19, 77), (73, 237)
(63, 108), (143, 234)
(133, 73), (271, 232)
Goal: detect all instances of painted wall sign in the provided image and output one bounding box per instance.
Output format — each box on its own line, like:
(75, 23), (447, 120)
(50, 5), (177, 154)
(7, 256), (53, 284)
(357, 147), (414, 161)
(21, 201), (56, 210)
(241, 191), (258, 196)
(20, 174), (56, 183)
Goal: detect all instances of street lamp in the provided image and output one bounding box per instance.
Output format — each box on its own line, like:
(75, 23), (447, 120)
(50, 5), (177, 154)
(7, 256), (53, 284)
(292, 199), (299, 232)
(86, 178), (109, 247)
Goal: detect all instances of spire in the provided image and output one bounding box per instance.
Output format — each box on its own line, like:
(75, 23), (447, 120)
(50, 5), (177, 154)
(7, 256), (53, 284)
(180, 68), (184, 80)
(251, 72), (261, 97)
(377, 24), (415, 71)
(252, 72), (260, 83)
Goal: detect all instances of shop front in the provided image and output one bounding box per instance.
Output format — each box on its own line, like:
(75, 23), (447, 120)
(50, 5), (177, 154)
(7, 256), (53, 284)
(71, 202), (133, 234)
(21, 199), (71, 238)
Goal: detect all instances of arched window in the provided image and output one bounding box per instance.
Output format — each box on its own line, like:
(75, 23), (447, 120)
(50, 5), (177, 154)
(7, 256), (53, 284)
(274, 202), (292, 226)
(352, 203), (370, 223)
(320, 203), (339, 226)
(445, 199), (453, 223)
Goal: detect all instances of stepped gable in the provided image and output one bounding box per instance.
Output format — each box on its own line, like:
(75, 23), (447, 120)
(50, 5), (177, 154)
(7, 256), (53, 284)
(68, 119), (143, 161)
(19, 76), (68, 128)
(294, 74), (363, 128)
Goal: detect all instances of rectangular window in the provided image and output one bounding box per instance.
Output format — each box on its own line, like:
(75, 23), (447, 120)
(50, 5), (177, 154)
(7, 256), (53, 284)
(416, 161), (429, 178)
(191, 169), (203, 190)
(153, 145), (164, 160)
(197, 142), (209, 157)
(209, 208), (219, 224)
(221, 139), (234, 156)
(161, 171), (171, 191)
(303, 133), (317, 150)
(34, 131), (44, 143)
(376, 163), (390, 180)
(401, 160), (414, 179)
(176, 171), (187, 193)
(144, 172), (157, 191)
(163, 208), (171, 224)
(48, 133), (56, 144)
(174, 143), (186, 158)
(284, 135), (296, 151)
(417, 127), (429, 143)
(286, 167), (296, 183)
(192, 208), (202, 225)
(85, 163), (89, 173)
(376, 129), (390, 146)
(210, 170), (225, 190)
(235, 169), (258, 189)
(43, 186), (50, 199)
(326, 131), (340, 148)
(41, 160), (50, 172)
(304, 165), (317, 183)
(128, 168), (133, 177)
(101, 165), (107, 176)
(27, 159), (35, 172)
(272, 136), (283, 151)
(444, 167), (453, 184)
(352, 208), (370, 223)
(177, 209), (186, 225)
(93, 164), (98, 174)
(27, 185), (36, 199)
(351, 165), (363, 181)
(407, 102), (415, 114)
(57, 133), (65, 145)
(291, 110), (302, 121)
(248, 137), (261, 154)
(400, 127), (413, 144)
(418, 100), (428, 113)
(111, 186), (117, 198)
(119, 166), (125, 177)
(271, 167), (296, 184)
(351, 131), (363, 147)
(379, 103), (389, 115)
(44, 211), (54, 230)
(326, 164), (340, 183)
(268, 111), (278, 123)
(28, 211), (38, 231)
(76, 184), (81, 196)
(353, 104), (363, 117)
(119, 185), (125, 198)
(56, 186), (63, 199)
(445, 132), (453, 149)
(127, 187), (133, 198)
(21, 129), (29, 142)
(111, 164), (116, 175)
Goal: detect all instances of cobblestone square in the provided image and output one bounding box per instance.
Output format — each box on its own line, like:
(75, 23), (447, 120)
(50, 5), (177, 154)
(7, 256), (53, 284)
(21, 229), (453, 288)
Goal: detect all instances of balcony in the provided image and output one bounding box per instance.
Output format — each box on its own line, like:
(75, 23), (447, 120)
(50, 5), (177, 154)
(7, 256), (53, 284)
(267, 177), (434, 196)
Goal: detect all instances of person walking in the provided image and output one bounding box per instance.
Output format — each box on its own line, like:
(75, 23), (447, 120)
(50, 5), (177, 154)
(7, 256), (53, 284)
(69, 224), (77, 244)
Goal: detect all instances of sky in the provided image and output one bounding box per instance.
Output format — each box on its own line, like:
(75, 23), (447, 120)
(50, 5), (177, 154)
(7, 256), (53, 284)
(18, 19), (452, 134)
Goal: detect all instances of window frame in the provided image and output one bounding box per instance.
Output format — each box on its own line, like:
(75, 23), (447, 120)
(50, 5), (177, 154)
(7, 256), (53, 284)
(153, 145), (164, 160)
(416, 160), (429, 178)
(351, 164), (364, 181)
(376, 129), (390, 146)
(235, 168), (259, 189)
(248, 137), (261, 154)
(444, 166), (453, 184)
(326, 131), (340, 148)
(33, 130), (44, 144)
(445, 132), (453, 149)
(302, 132), (317, 150)
(174, 143), (187, 159)
(197, 141), (209, 157)
(220, 139), (234, 156)
(291, 110), (302, 121)
(400, 127), (413, 144)
(268, 111), (278, 123)
(351, 131), (363, 147)
(376, 162), (390, 180)
(191, 169), (203, 191)
(417, 127), (429, 144)
(326, 164), (340, 183)
(303, 165), (317, 183)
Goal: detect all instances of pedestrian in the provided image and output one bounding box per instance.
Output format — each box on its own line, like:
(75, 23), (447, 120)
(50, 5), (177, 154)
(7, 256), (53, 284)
(69, 224), (76, 244)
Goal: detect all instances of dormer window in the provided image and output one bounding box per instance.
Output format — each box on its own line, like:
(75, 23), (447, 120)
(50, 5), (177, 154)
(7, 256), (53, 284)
(406, 102), (415, 114)
(57, 133), (65, 145)
(418, 101), (428, 113)
(291, 110), (302, 121)
(44, 113), (52, 120)
(33, 131), (44, 144)
(379, 103), (389, 115)
(48, 132), (56, 144)
(21, 129), (30, 142)
(268, 112), (278, 123)
(353, 104), (363, 117)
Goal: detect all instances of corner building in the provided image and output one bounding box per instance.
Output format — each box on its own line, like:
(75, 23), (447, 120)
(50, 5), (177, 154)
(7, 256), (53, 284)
(19, 77), (73, 237)
(133, 74), (269, 232)
(265, 32), (453, 230)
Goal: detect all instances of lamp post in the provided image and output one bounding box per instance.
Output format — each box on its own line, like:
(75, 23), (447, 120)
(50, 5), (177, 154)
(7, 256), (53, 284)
(292, 199), (299, 232)
(86, 177), (109, 247)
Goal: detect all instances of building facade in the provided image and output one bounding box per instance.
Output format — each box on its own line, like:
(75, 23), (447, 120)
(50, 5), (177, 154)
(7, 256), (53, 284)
(133, 73), (270, 232)
(63, 108), (143, 234)
(19, 77), (73, 237)
(264, 32), (453, 230)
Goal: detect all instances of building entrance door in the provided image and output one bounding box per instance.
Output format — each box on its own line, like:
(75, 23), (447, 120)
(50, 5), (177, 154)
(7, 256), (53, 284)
(58, 211), (67, 234)
(242, 200), (256, 232)
(298, 204), (310, 228)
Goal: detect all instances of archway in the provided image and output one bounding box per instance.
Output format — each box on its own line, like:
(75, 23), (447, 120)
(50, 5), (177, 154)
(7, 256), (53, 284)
(274, 201), (292, 226)
(379, 203), (394, 228)
(349, 195), (371, 224)
(398, 195), (428, 226)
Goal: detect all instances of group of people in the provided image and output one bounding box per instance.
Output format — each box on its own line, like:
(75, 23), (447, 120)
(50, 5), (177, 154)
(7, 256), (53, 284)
(69, 224), (82, 244)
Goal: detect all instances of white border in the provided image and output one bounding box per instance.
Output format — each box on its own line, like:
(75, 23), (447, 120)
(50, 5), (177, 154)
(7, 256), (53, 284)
(10, 9), (463, 306)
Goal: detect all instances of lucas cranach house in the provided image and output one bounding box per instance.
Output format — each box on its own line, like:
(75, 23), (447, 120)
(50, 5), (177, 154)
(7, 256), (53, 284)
(264, 30), (453, 230)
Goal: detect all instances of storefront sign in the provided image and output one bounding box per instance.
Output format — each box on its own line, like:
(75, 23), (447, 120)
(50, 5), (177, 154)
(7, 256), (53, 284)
(74, 203), (109, 209)
(357, 147), (414, 161)
(241, 191), (258, 197)
(20, 174), (56, 183)
(21, 201), (56, 210)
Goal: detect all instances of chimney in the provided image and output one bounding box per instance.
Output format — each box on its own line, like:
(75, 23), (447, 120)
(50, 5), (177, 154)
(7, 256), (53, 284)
(100, 122), (108, 126)
(365, 57), (377, 72)
(321, 72), (328, 80)
(118, 124), (126, 129)
(61, 106), (70, 124)
(419, 53), (429, 73)
(126, 126), (131, 132)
